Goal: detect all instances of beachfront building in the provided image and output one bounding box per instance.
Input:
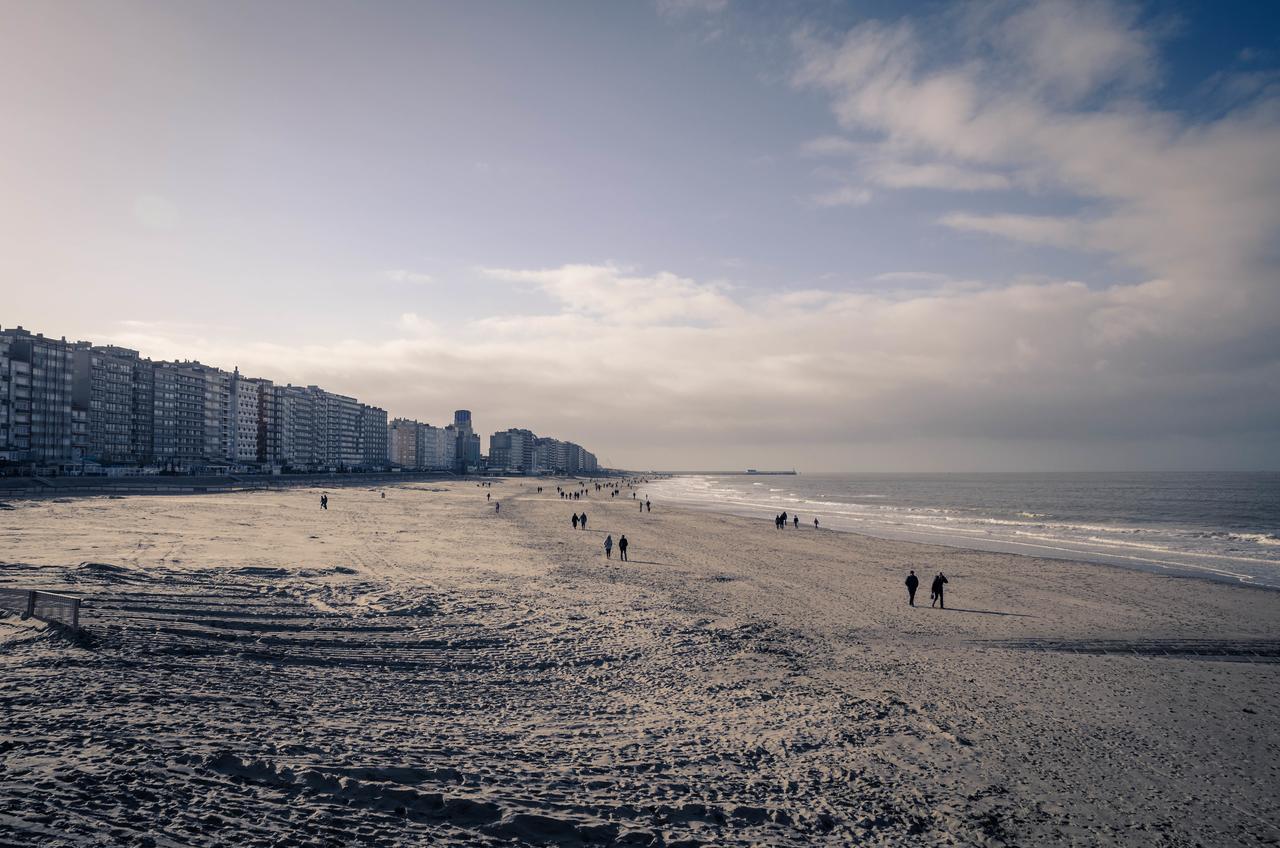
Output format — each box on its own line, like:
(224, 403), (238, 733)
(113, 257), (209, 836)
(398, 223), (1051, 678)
(150, 361), (207, 470)
(228, 369), (260, 465)
(0, 327), (78, 468)
(453, 410), (482, 472)
(0, 323), (462, 476)
(488, 428), (540, 473)
(387, 418), (458, 471)
(359, 403), (388, 470)
(420, 423), (457, 470)
(248, 377), (279, 467)
(275, 385), (320, 470)
(388, 418), (420, 468)
(72, 343), (141, 466)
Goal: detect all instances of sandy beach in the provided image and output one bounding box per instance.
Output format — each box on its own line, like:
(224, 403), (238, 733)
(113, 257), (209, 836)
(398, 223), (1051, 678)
(1, 479), (1277, 847)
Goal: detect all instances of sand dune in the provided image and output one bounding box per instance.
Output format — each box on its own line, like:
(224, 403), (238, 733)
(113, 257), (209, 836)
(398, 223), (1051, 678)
(1, 480), (1277, 846)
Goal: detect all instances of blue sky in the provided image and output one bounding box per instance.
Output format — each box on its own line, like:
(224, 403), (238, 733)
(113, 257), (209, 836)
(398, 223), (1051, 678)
(2, 0), (1278, 469)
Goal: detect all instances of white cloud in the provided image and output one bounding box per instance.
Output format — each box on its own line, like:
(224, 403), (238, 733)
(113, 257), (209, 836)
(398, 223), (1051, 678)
(940, 212), (1090, 249)
(481, 263), (739, 326)
(385, 269), (433, 284)
(810, 185), (872, 207)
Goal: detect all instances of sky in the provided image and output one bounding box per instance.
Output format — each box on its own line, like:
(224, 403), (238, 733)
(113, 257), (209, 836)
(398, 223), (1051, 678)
(2, 0), (1278, 471)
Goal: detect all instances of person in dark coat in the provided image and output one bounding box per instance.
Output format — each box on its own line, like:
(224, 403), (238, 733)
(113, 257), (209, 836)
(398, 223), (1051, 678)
(905, 570), (919, 606)
(618, 535), (629, 561)
(930, 572), (948, 608)
(572, 513), (579, 529)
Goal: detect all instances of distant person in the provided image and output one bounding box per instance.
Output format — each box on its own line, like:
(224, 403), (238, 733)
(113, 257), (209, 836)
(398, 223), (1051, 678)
(813, 518), (819, 529)
(487, 492), (491, 501)
(320, 494), (328, 510)
(905, 570), (919, 606)
(645, 499), (651, 512)
(604, 535), (613, 559)
(495, 501), (500, 514)
(381, 491), (385, 499)
(781, 511), (788, 526)
(793, 515), (799, 529)
(580, 512), (587, 529)
(618, 535), (629, 561)
(572, 513), (579, 529)
(931, 572), (948, 608)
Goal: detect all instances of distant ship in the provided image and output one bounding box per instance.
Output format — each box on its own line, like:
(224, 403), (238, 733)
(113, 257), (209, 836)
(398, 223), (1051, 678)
(744, 469), (797, 475)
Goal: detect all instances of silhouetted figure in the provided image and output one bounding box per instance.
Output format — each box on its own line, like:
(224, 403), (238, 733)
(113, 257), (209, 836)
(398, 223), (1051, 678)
(813, 518), (819, 529)
(320, 494), (328, 510)
(780, 511), (788, 526)
(604, 535), (613, 559)
(905, 570), (919, 606)
(793, 515), (799, 529)
(381, 491), (385, 499)
(646, 499), (651, 512)
(487, 492), (491, 501)
(495, 502), (500, 514)
(580, 513), (587, 529)
(572, 513), (579, 529)
(931, 572), (948, 608)
(619, 535), (629, 561)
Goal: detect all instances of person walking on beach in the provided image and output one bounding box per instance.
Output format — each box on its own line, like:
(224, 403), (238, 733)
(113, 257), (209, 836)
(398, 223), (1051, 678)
(487, 492), (490, 501)
(604, 534), (613, 559)
(580, 512), (587, 529)
(813, 517), (819, 529)
(930, 572), (948, 608)
(905, 570), (920, 606)
(572, 513), (579, 530)
(494, 501), (500, 514)
(320, 494), (328, 510)
(793, 515), (799, 529)
(646, 499), (651, 512)
(618, 535), (629, 561)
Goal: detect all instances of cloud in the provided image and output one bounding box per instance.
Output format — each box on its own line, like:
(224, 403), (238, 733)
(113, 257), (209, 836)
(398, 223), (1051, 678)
(940, 212), (1089, 249)
(869, 161), (1011, 191)
(810, 185), (872, 207)
(871, 271), (952, 284)
(480, 263), (739, 326)
(385, 269), (433, 284)
(791, 0), (1280, 337)
(656, 0), (728, 18)
(987, 0), (1157, 103)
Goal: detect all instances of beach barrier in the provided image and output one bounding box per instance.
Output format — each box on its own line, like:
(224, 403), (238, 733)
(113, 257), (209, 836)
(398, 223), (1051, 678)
(0, 588), (81, 631)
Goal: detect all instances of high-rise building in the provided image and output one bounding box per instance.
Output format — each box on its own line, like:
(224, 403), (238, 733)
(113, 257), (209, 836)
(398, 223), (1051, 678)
(248, 377), (278, 467)
(0, 327), (77, 467)
(151, 361), (209, 469)
(71, 344), (158, 466)
(453, 409), (481, 471)
(488, 428), (537, 472)
(358, 404), (388, 470)
(228, 369), (260, 464)
(388, 418), (419, 467)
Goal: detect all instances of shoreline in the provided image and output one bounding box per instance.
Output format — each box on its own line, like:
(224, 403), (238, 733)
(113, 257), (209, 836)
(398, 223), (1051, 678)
(645, 474), (1280, 592)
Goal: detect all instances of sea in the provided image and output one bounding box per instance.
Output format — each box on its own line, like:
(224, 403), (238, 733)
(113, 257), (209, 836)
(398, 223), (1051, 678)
(644, 472), (1280, 589)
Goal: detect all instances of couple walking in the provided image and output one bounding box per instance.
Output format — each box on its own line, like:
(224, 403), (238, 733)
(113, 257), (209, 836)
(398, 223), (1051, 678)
(572, 512), (588, 530)
(904, 570), (948, 608)
(603, 534), (628, 561)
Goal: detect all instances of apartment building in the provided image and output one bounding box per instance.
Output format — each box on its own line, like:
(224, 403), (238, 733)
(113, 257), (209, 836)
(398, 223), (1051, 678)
(0, 327), (77, 467)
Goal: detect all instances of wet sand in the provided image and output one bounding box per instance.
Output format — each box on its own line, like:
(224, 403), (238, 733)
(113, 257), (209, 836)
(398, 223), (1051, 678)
(1, 480), (1277, 846)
